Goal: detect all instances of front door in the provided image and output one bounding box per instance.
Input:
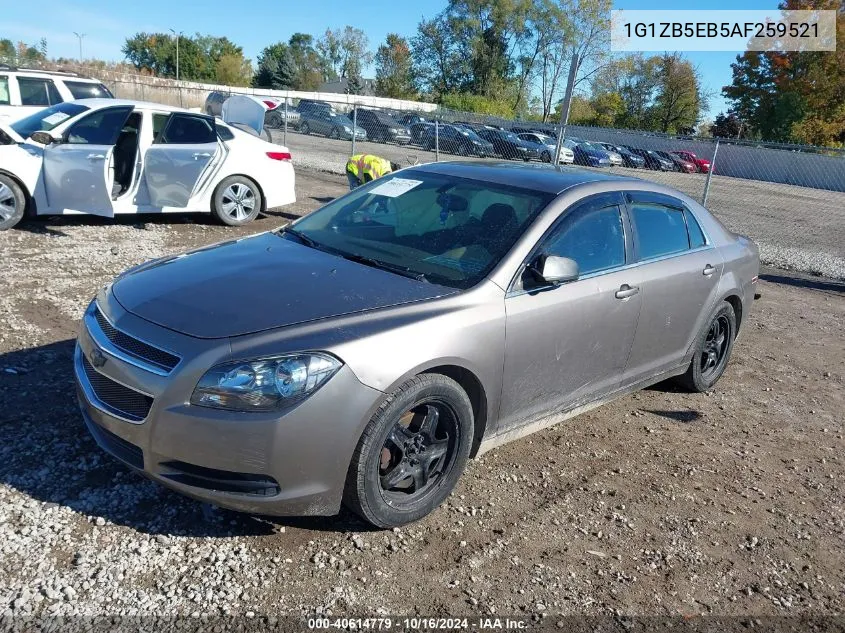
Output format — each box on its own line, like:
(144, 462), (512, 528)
(144, 113), (220, 208)
(41, 106), (134, 215)
(620, 191), (723, 384)
(498, 193), (642, 433)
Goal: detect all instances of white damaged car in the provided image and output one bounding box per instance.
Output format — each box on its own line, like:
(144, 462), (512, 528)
(0, 95), (295, 230)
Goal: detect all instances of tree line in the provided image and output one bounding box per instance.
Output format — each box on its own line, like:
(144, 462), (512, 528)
(3, 0), (841, 146)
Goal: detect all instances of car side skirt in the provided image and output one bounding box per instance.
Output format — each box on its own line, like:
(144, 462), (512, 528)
(477, 363), (687, 456)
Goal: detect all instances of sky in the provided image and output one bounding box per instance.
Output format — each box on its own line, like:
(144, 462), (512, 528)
(2, 0), (780, 119)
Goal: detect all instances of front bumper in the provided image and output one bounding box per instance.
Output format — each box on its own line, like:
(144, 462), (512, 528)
(74, 298), (383, 516)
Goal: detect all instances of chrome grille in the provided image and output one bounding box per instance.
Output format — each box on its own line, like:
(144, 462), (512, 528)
(93, 306), (180, 372)
(81, 354), (153, 422)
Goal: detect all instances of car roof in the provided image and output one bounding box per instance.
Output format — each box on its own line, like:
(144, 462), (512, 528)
(66, 98), (189, 113)
(409, 161), (642, 194)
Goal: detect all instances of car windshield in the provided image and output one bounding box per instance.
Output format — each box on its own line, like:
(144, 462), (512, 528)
(502, 131), (519, 142)
(281, 170), (554, 289)
(329, 114), (353, 125)
(579, 142), (601, 151)
(460, 127), (482, 140)
(11, 101), (90, 138)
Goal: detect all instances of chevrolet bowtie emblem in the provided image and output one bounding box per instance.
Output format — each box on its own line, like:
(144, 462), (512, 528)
(89, 347), (107, 369)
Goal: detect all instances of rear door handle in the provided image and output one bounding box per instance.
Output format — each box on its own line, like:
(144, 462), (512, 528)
(615, 284), (640, 299)
(703, 264), (716, 276)
(192, 152), (212, 159)
(87, 153), (106, 160)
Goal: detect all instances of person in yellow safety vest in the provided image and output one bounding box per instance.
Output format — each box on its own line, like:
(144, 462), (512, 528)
(346, 154), (402, 190)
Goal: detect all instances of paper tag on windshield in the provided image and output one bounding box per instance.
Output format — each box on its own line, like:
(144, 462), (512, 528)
(368, 178), (423, 198)
(42, 112), (71, 126)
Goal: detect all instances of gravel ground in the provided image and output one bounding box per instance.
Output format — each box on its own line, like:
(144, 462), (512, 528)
(0, 168), (844, 624)
(274, 129), (845, 280)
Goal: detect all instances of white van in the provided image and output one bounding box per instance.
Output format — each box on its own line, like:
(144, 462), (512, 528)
(0, 64), (113, 123)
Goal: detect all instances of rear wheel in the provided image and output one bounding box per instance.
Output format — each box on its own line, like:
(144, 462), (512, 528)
(675, 301), (736, 392)
(211, 176), (262, 226)
(344, 373), (473, 528)
(300, 122), (310, 135)
(0, 174), (25, 231)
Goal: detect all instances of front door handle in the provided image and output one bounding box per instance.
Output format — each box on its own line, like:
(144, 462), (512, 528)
(703, 264), (716, 276)
(615, 284), (640, 299)
(192, 152), (212, 159)
(87, 153), (106, 160)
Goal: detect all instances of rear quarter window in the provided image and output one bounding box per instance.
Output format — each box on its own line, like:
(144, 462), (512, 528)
(64, 81), (113, 99)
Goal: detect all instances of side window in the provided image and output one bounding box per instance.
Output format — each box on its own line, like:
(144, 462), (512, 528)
(65, 108), (131, 145)
(18, 77), (62, 106)
(152, 113), (168, 143)
(543, 205), (626, 276)
(630, 202), (689, 260)
(0, 76), (9, 105)
(684, 208), (706, 248)
(64, 81), (113, 99)
(156, 114), (216, 144)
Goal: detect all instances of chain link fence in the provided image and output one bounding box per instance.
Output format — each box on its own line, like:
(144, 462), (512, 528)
(98, 76), (845, 279)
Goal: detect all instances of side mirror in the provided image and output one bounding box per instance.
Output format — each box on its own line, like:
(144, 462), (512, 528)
(30, 131), (58, 145)
(540, 255), (579, 284)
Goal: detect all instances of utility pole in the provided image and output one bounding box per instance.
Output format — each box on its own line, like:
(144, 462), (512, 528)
(553, 50), (579, 171)
(73, 32), (86, 61)
(169, 29), (182, 80)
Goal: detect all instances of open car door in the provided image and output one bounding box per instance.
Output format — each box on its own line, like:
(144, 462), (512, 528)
(221, 95), (270, 140)
(144, 112), (221, 208)
(41, 105), (134, 216)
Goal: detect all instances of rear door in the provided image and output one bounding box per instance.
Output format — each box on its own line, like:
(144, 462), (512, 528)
(41, 105), (133, 215)
(14, 76), (64, 120)
(620, 191), (723, 384)
(144, 112), (220, 208)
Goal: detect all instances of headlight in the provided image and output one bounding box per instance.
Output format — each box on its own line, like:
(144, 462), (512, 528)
(191, 353), (342, 411)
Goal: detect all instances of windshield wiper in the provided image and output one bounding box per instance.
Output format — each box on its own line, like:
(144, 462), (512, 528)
(281, 226), (319, 248)
(340, 253), (428, 283)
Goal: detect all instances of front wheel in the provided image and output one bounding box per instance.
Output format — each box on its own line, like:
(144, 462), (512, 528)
(541, 151), (552, 163)
(0, 174), (26, 231)
(675, 301), (736, 392)
(344, 373), (474, 528)
(211, 176), (262, 226)
(300, 122), (310, 135)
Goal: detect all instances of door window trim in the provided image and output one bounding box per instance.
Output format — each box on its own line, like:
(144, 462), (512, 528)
(506, 191), (631, 296)
(154, 112), (217, 145)
(623, 190), (713, 265)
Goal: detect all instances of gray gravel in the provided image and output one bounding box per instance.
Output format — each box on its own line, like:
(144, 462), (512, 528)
(274, 129), (845, 280)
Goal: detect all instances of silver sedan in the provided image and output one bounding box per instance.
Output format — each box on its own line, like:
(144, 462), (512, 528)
(75, 162), (760, 528)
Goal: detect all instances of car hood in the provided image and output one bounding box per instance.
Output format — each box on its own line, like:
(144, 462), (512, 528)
(0, 121), (24, 144)
(112, 233), (457, 339)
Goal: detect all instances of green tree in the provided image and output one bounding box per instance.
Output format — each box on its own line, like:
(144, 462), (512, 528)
(253, 43), (295, 89)
(123, 32), (240, 81)
(318, 26), (372, 82)
(215, 53), (252, 86)
(288, 33), (327, 90)
(411, 14), (466, 97)
(650, 53), (707, 134)
(711, 112), (744, 139)
(375, 34), (416, 99)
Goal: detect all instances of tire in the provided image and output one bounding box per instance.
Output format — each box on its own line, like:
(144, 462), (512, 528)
(329, 127), (340, 139)
(675, 301), (736, 392)
(541, 151), (552, 163)
(300, 122), (310, 135)
(0, 173), (26, 231)
(211, 176), (262, 226)
(344, 373), (474, 528)
(267, 111), (283, 129)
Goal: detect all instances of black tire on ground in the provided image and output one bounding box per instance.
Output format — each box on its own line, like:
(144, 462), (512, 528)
(211, 175), (263, 227)
(329, 127), (339, 139)
(0, 173), (26, 231)
(344, 373), (474, 528)
(300, 122), (310, 135)
(541, 151), (552, 163)
(675, 301), (737, 392)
